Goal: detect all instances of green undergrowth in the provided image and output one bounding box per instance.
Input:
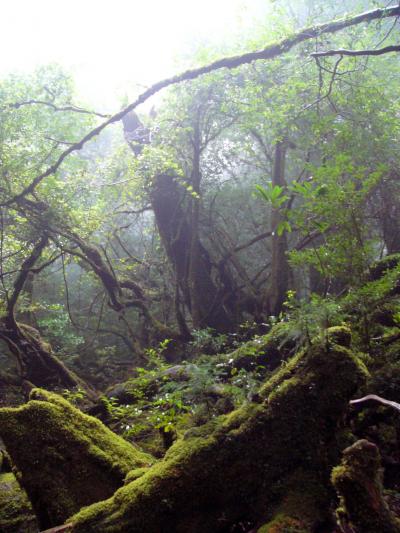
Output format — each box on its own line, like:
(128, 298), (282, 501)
(98, 324), (293, 455)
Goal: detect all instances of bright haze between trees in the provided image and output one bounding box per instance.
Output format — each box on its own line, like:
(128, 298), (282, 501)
(0, 0), (271, 111)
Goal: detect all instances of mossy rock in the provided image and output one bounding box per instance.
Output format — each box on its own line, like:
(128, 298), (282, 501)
(0, 389), (154, 530)
(0, 472), (38, 533)
(68, 329), (368, 532)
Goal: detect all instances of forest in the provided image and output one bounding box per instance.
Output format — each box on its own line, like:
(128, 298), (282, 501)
(1, 1), (400, 531)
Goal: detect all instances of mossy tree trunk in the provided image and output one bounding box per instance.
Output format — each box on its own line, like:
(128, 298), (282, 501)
(332, 439), (400, 533)
(67, 330), (367, 532)
(125, 110), (237, 333)
(0, 389), (154, 530)
(151, 172), (235, 332)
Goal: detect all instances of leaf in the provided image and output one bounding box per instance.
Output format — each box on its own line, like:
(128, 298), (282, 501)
(277, 220), (292, 236)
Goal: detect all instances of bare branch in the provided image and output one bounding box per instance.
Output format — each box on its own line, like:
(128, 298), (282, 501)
(311, 44), (400, 58)
(1, 4), (399, 207)
(234, 230), (273, 254)
(1, 99), (110, 118)
(350, 394), (400, 412)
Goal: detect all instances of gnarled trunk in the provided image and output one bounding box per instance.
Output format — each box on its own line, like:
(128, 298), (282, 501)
(151, 173), (234, 332)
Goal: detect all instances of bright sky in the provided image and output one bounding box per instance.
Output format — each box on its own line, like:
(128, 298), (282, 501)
(1, 0), (270, 110)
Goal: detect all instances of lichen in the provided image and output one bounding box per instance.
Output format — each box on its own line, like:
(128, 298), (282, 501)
(68, 329), (368, 532)
(0, 388), (154, 529)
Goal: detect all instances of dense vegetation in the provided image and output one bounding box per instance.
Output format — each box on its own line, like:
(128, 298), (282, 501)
(1, 1), (400, 531)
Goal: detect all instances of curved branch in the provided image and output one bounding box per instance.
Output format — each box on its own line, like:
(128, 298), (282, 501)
(350, 394), (400, 412)
(1, 99), (110, 118)
(7, 236), (48, 317)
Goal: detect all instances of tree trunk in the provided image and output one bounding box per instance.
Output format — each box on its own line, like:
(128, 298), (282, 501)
(151, 173), (234, 332)
(0, 320), (86, 390)
(332, 439), (400, 533)
(0, 236), (91, 392)
(265, 140), (290, 317)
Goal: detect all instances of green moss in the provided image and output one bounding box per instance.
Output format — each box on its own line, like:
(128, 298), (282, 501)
(0, 472), (38, 532)
(0, 389), (154, 530)
(124, 467), (149, 484)
(325, 325), (352, 347)
(260, 327), (368, 402)
(220, 322), (294, 374)
(332, 439), (400, 533)
(257, 514), (308, 532)
(69, 331), (367, 532)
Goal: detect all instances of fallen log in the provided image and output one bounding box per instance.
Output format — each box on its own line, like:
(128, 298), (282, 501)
(0, 389), (153, 530)
(68, 328), (368, 532)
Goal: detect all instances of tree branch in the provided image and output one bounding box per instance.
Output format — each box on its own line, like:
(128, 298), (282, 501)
(7, 235), (48, 317)
(1, 4), (399, 207)
(311, 44), (400, 57)
(350, 394), (400, 412)
(1, 99), (110, 118)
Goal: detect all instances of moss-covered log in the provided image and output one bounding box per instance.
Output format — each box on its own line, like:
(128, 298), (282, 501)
(68, 329), (367, 532)
(0, 472), (38, 533)
(332, 439), (400, 533)
(0, 389), (154, 530)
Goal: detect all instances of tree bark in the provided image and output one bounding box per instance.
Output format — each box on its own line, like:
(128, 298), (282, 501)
(265, 140), (290, 317)
(151, 173), (234, 332)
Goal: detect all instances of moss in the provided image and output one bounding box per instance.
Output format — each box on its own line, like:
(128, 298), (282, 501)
(332, 439), (400, 533)
(325, 325), (352, 347)
(257, 514), (308, 532)
(220, 322), (295, 374)
(124, 467), (149, 484)
(0, 388), (154, 530)
(0, 472), (38, 532)
(68, 329), (367, 532)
